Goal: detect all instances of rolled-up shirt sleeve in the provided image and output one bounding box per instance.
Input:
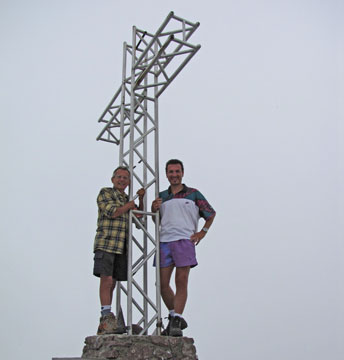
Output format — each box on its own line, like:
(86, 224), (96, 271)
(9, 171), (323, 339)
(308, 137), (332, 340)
(97, 188), (117, 218)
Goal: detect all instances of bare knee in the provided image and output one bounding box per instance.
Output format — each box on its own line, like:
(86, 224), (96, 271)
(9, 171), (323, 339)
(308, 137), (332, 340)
(100, 276), (115, 290)
(160, 265), (174, 293)
(161, 279), (172, 293)
(175, 267), (190, 289)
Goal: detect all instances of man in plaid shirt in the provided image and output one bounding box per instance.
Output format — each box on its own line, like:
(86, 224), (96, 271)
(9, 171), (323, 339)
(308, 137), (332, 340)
(93, 166), (145, 335)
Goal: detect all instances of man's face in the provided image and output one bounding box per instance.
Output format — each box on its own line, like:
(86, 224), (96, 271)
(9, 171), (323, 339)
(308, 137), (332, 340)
(112, 169), (130, 192)
(166, 164), (184, 186)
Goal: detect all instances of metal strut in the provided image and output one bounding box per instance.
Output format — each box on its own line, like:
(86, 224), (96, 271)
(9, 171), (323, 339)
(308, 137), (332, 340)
(96, 11), (200, 335)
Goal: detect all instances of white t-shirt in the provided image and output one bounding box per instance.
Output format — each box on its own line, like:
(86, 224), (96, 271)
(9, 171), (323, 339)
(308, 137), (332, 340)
(158, 185), (216, 243)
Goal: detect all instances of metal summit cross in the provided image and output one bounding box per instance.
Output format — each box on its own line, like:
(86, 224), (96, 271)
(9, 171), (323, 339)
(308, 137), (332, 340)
(96, 12), (200, 335)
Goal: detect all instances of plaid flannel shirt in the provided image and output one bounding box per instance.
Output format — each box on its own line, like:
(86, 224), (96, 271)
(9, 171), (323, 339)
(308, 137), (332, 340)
(93, 187), (129, 254)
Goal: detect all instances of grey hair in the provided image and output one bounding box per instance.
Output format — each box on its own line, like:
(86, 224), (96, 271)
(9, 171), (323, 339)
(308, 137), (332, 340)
(112, 166), (130, 178)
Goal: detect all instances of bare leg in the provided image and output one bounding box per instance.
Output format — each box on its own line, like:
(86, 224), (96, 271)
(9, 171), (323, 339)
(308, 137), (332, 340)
(109, 278), (116, 305)
(160, 265), (175, 310)
(174, 266), (190, 315)
(100, 275), (116, 306)
(97, 276), (117, 335)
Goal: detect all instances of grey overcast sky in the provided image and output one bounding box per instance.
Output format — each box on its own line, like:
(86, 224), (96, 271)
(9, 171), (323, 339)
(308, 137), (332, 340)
(1, 0), (343, 359)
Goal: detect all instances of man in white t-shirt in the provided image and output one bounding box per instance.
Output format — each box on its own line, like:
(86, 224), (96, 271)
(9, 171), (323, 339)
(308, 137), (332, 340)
(152, 159), (216, 336)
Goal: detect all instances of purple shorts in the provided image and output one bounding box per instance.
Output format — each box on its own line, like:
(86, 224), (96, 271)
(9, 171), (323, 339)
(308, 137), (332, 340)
(154, 239), (198, 268)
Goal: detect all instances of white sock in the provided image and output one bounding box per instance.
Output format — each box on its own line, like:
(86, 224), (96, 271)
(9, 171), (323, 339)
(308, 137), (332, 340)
(174, 312), (183, 318)
(101, 305), (111, 315)
(169, 309), (175, 317)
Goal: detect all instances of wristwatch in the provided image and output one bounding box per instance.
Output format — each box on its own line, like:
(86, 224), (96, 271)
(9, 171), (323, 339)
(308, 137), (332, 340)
(202, 227), (209, 232)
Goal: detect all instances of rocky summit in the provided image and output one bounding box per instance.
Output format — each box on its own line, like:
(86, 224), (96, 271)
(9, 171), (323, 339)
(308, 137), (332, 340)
(81, 334), (198, 360)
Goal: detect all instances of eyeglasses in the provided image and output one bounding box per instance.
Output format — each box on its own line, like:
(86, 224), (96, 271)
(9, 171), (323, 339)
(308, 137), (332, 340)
(114, 175), (129, 181)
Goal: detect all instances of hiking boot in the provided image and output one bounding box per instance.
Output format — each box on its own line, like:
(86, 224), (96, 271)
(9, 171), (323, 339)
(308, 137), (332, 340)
(97, 312), (117, 335)
(180, 317), (188, 330)
(113, 324), (126, 334)
(161, 315), (172, 336)
(132, 324), (144, 335)
(169, 316), (183, 337)
(162, 315), (188, 336)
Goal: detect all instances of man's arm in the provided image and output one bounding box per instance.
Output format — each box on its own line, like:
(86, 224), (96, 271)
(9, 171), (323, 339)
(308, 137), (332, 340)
(137, 188), (145, 211)
(113, 188), (146, 218)
(190, 213), (216, 245)
(97, 188), (136, 219)
(151, 197), (162, 212)
(151, 197), (162, 223)
(111, 201), (136, 218)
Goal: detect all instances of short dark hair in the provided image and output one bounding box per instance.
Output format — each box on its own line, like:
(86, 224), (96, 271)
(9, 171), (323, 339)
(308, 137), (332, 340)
(112, 166), (130, 178)
(165, 159), (184, 172)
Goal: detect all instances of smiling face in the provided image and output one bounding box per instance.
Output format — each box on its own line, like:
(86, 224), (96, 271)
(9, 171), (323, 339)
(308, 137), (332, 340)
(166, 163), (184, 187)
(111, 168), (130, 192)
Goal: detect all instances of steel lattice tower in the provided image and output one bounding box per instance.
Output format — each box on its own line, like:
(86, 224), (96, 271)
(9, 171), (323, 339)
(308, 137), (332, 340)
(96, 12), (200, 335)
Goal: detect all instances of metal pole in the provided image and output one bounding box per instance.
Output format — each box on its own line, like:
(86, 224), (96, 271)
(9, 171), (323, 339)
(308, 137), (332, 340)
(154, 39), (162, 335)
(143, 51), (148, 333)
(119, 41), (128, 165)
(155, 212), (161, 335)
(127, 25), (137, 335)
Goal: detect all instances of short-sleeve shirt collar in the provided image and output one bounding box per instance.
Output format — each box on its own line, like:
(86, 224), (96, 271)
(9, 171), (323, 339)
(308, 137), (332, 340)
(167, 184), (188, 195)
